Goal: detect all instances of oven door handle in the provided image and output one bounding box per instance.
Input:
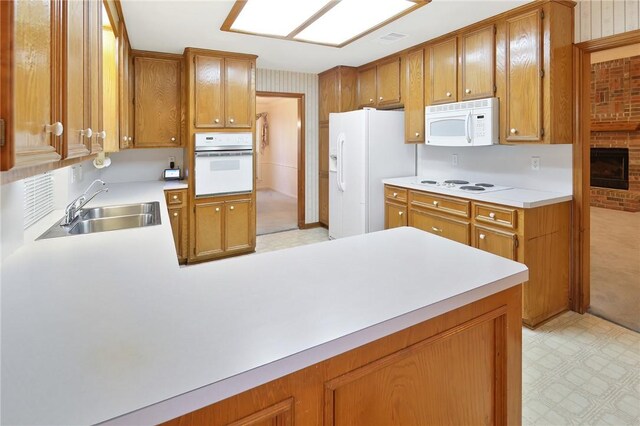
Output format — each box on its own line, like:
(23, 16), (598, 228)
(195, 151), (253, 157)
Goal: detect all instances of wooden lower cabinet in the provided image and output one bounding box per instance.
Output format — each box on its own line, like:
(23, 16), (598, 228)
(384, 201), (407, 229)
(319, 174), (329, 226)
(191, 194), (255, 262)
(385, 184), (570, 328)
(165, 189), (188, 264)
(162, 285), (522, 426)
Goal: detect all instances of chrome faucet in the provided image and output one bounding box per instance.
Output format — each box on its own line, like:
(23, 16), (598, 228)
(61, 179), (109, 226)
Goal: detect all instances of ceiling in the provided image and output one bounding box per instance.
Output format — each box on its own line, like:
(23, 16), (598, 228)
(121, 0), (530, 74)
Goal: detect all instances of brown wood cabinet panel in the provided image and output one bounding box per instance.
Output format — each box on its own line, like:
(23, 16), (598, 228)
(319, 175), (329, 226)
(88, 0), (102, 154)
(224, 58), (253, 128)
(11, 0), (61, 169)
(119, 27), (131, 149)
(506, 10), (542, 142)
(134, 56), (182, 147)
(473, 225), (518, 261)
(410, 191), (470, 218)
(474, 202), (518, 229)
(357, 66), (376, 108)
(338, 67), (358, 112)
(319, 69), (338, 123)
(376, 57), (401, 106)
(194, 201), (224, 258)
(385, 201), (407, 229)
(194, 55), (223, 128)
(409, 209), (470, 245)
(168, 205), (187, 263)
(405, 49), (425, 143)
(461, 25), (496, 100)
(384, 186), (408, 203)
(225, 199), (252, 252)
(429, 37), (457, 105)
(319, 125), (329, 173)
(64, 0), (92, 159)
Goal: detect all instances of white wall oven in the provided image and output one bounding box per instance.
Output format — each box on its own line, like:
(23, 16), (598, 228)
(194, 133), (253, 197)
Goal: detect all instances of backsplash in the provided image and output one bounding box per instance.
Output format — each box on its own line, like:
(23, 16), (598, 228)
(100, 148), (184, 183)
(417, 144), (573, 193)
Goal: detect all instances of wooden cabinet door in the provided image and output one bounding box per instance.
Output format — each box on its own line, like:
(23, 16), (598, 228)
(194, 55), (223, 128)
(376, 57), (401, 106)
(319, 69), (338, 123)
(119, 27), (130, 149)
(506, 10), (542, 142)
(9, 0), (61, 169)
(64, 0), (92, 159)
(385, 202), (407, 229)
(404, 49), (424, 143)
(319, 125), (329, 173)
(319, 174), (329, 226)
(225, 199), (252, 252)
(461, 25), (495, 100)
(194, 201), (224, 258)
(473, 225), (517, 261)
(169, 205), (187, 262)
(224, 58), (253, 128)
(429, 37), (457, 105)
(134, 56), (182, 147)
(409, 209), (470, 245)
(357, 66), (376, 108)
(88, 0), (103, 154)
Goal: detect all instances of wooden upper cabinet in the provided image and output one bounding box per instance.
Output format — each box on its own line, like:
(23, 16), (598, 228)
(505, 10), (542, 143)
(404, 49), (424, 144)
(357, 66), (377, 108)
(88, 0), (103, 154)
(319, 69), (338, 123)
(194, 55), (223, 128)
(429, 37), (457, 105)
(119, 26), (131, 149)
(224, 58), (253, 128)
(376, 57), (401, 106)
(461, 25), (495, 100)
(5, 0), (61, 170)
(134, 55), (182, 147)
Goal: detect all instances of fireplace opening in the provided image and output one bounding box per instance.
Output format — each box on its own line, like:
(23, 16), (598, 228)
(590, 148), (629, 190)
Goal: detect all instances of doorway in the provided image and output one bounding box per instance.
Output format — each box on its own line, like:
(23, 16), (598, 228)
(255, 92), (305, 235)
(573, 32), (640, 331)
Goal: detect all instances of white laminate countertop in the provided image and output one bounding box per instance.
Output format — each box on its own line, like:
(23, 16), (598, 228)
(383, 176), (572, 208)
(1, 181), (528, 425)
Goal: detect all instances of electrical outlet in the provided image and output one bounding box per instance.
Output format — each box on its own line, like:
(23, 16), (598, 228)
(452, 154), (458, 167)
(168, 156), (175, 164)
(531, 156), (540, 171)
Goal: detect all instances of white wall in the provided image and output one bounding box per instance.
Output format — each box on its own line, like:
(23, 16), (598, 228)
(575, 0), (639, 42)
(417, 144), (573, 193)
(100, 148), (184, 183)
(256, 98), (298, 198)
(256, 69), (317, 221)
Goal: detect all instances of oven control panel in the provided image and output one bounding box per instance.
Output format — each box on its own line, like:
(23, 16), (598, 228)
(195, 132), (252, 150)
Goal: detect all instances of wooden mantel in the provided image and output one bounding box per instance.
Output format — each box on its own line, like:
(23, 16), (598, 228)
(591, 121), (640, 132)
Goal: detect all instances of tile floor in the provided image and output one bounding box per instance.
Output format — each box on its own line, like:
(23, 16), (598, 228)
(256, 188), (298, 236)
(255, 228), (640, 426)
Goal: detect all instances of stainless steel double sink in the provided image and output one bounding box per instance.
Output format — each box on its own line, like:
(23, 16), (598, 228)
(38, 202), (162, 240)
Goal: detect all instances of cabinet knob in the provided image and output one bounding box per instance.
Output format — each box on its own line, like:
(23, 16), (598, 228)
(379, 96), (383, 101)
(80, 128), (93, 138)
(398, 211), (404, 216)
(173, 195), (178, 200)
(229, 118), (235, 124)
(122, 135), (128, 142)
(415, 132), (420, 138)
(369, 98), (373, 103)
(510, 128), (517, 134)
(45, 122), (64, 136)
(479, 234), (486, 240)
(215, 207), (220, 212)
(489, 212), (496, 219)
(214, 118), (220, 124)
(393, 192), (398, 197)
(431, 226), (443, 233)
(171, 137), (176, 142)
(173, 212), (178, 217)
(465, 89), (471, 94)
(128, 136), (133, 142)
(433, 201), (439, 206)
(97, 130), (107, 139)
(230, 206), (234, 210)
(446, 92), (451, 97)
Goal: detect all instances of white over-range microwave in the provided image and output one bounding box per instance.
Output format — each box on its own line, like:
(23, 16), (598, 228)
(425, 97), (499, 147)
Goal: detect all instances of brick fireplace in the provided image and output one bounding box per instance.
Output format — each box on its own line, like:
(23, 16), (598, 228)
(590, 55), (640, 212)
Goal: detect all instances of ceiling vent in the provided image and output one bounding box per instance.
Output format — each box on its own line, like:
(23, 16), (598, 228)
(377, 32), (408, 44)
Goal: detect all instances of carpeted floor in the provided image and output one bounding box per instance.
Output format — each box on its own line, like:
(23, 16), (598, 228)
(589, 207), (640, 332)
(256, 188), (298, 236)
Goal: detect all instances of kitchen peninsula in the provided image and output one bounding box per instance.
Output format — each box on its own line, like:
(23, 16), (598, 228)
(1, 183), (528, 425)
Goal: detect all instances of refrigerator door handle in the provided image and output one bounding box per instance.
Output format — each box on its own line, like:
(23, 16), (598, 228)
(337, 133), (346, 192)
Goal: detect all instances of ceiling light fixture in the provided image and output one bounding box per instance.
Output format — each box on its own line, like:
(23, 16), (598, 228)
(221, 0), (429, 48)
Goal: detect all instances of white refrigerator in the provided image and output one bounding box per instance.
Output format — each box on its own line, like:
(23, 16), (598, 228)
(329, 109), (415, 239)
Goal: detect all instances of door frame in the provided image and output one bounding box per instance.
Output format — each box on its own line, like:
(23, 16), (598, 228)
(571, 30), (640, 313)
(255, 91), (306, 229)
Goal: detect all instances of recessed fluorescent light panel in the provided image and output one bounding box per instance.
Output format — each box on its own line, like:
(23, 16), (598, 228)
(221, 0), (428, 47)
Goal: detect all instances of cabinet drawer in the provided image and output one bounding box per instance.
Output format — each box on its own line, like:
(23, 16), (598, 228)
(410, 191), (470, 218)
(473, 203), (518, 229)
(385, 201), (407, 229)
(409, 209), (470, 245)
(473, 225), (518, 261)
(385, 186), (408, 203)
(166, 190), (185, 205)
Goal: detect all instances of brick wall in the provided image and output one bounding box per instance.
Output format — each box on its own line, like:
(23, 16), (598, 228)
(590, 55), (640, 212)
